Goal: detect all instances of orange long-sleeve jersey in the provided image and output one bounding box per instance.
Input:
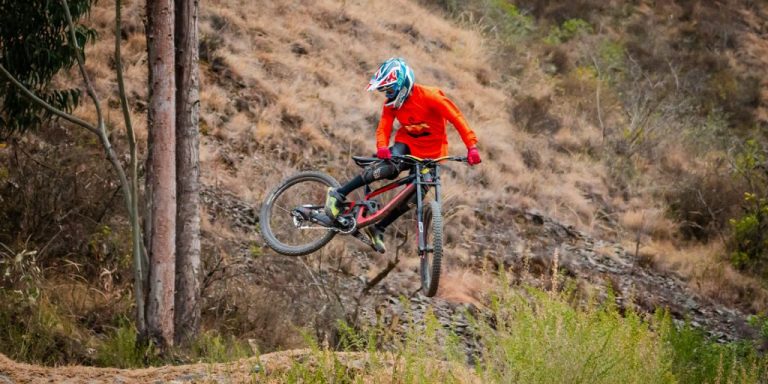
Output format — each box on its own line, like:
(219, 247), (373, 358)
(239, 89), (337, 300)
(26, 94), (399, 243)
(376, 84), (478, 159)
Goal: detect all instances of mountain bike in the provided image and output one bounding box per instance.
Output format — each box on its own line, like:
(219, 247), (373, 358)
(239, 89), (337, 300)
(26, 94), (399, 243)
(259, 154), (467, 297)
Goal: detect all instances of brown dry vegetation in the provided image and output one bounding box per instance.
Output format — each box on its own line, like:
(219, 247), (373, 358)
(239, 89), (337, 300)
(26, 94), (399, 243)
(2, 0), (768, 367)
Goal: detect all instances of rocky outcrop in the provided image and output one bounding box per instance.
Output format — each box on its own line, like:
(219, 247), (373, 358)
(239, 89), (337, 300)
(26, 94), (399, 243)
(481, 208), (755, 342)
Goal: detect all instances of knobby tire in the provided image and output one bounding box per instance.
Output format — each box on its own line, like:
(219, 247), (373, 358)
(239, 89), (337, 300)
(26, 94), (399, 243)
(421, 200), (443, 297)
(259, 171), (340, 256)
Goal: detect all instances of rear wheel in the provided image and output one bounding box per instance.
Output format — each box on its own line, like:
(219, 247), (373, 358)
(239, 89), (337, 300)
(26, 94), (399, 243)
(259, 171), (340, 256)
(420, 200), (443, 297)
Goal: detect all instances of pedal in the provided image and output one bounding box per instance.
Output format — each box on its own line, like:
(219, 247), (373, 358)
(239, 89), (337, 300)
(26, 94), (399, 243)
(353, 230), (373, 247)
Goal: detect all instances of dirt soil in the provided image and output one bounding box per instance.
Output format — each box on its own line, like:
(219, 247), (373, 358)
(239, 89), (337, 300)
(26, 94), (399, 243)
(0, 349), (449, 383)
(0, 349), (480, 383)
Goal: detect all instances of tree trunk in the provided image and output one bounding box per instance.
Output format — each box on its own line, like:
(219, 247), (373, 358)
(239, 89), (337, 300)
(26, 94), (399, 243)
(145, 0), (176, 348)
(174, 0), (201, 345)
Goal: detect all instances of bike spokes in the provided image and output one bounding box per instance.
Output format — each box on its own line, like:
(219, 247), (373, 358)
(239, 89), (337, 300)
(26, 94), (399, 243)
(265, 178), (334, 250)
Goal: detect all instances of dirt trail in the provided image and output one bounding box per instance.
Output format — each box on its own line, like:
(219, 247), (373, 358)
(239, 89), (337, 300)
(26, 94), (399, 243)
(0, 349), (341, 383)
(0, 349), (477, 383)
(0, 349), (352, 383)
(0, 350), (272, 383)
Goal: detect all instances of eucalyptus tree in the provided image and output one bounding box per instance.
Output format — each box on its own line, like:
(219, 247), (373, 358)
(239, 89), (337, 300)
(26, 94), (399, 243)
(1, 0), (203, 349)
(145, 0), (177, 348)
(174, 0), (202, 345)
(0, 0), (149, 336)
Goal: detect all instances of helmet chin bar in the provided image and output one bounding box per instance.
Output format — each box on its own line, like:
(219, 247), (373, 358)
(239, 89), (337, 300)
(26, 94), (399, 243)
(369, 57), (415, 109)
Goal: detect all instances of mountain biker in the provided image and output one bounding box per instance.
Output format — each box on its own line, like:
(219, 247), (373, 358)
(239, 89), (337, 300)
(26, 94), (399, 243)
(325, 57), (481, 253)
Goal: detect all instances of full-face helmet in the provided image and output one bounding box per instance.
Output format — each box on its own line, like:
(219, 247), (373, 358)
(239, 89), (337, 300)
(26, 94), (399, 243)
(366, 57), (415, 109)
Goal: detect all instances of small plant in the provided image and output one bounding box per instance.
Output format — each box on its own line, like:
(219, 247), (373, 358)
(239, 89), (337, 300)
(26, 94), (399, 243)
(434, 0), (537, 48)
(728, 139), (768, 277)
(545, 18), (593, 44)
(478, 0), (536, 44)
(747, 314), (768, 339)
(190, 331), (252, 363)
(662, 316), (767, 384)
(598, 39), (626, 80)
(249, 242), (262, 258)
(95, 321), (157, 368)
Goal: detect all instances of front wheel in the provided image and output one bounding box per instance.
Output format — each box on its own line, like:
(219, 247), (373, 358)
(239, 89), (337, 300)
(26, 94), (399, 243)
(259, 171), (340, 256)
(420, 200), (443, 297)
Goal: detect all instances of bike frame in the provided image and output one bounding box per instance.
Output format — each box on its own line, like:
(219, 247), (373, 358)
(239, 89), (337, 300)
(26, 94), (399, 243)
(341, 155), (447, 254)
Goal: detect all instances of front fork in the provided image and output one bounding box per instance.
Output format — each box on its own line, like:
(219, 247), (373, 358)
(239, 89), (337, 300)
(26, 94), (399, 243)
(416, 164), (440, 254)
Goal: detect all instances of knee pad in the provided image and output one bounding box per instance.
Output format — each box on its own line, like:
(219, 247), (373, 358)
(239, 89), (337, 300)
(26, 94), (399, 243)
(362, 161), (398, 183)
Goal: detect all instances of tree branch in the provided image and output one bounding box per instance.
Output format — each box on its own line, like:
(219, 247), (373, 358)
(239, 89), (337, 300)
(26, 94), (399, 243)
(0, 64), (98, 135)
(590, 54), (606, 144)
(61, 0), (105, 130)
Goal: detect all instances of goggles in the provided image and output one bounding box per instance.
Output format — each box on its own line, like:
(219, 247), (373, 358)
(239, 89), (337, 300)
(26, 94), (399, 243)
(379, 83), (398, 99)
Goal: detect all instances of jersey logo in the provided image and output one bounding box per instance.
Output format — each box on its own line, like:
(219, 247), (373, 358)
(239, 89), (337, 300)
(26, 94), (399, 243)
(402, 122), (431, 137)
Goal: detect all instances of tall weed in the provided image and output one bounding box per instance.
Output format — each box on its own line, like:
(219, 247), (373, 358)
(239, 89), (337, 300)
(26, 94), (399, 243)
(282, 272), (768, 383)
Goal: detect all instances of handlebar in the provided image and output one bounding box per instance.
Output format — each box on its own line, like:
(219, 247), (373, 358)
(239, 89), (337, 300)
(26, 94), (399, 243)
(390, 154), (468, 164)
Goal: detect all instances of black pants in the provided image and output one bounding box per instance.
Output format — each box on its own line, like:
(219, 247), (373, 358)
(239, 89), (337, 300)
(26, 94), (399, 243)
(337, 143), (414, 230)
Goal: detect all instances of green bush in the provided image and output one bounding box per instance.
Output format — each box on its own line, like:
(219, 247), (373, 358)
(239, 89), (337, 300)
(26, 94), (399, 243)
(475, 286), (673, 383)
(487, 1), (534, 36)
(95, 321), (155, 368)
(545, 18), (593, 44)
(664, 319), (766, 384)
(427, 0), (535, 44)
(598, 39), (625, 76)
(730, 194), (768, 273)
(729, 139), (768, 277)
(0, 296), (85, 365)
(190, 331), (253, 363)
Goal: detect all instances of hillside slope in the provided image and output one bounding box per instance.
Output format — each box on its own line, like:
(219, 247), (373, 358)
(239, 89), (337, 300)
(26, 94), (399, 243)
(1, 0), (768, 368)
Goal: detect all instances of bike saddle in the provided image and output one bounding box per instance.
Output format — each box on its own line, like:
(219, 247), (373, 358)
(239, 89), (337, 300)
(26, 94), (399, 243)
(352, 156), (380, 168)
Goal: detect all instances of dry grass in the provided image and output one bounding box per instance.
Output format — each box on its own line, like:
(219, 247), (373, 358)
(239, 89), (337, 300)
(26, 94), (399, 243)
(640, 241), (768, 313)
(436, 269), (489, 307)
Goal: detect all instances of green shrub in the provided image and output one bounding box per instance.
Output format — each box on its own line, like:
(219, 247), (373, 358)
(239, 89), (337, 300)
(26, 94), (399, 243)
(729, 139), (768, 277)
(598, 39), (626, 81)
(0, 244), (87, 364)
(729, 194), (768, 273)
(96, 325), (253, 368)
(95, 321), (155, 368)
(485, 0), (536, 44)
(0, 292), (88, 365)
(663, 318), (767, 384)
(429, 0), (535, 44)
(545, 18), (593, 44)
(190, 331), (253, 363)
(475, 286), (673, 383)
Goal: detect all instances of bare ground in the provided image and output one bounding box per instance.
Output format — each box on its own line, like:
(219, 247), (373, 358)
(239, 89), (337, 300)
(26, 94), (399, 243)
(0, 349), (393, 383)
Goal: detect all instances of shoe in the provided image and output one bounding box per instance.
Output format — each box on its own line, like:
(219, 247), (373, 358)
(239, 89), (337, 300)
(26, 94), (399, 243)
(324, 187), (345, 220)
(364, 226), (386, 254)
